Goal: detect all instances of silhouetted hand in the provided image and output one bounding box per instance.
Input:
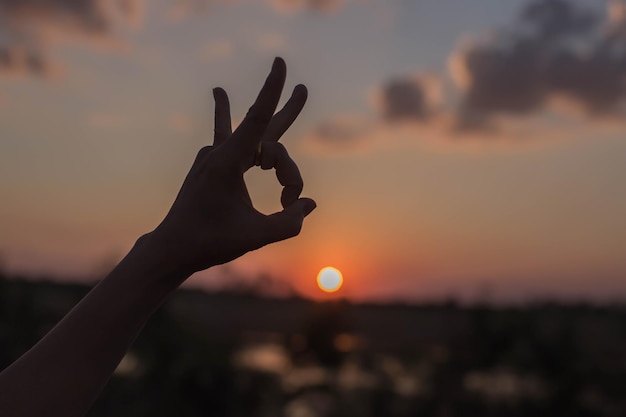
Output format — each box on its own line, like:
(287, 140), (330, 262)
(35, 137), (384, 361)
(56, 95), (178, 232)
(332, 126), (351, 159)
(149, 57), (316, 276)
(0, 57), (317, 417)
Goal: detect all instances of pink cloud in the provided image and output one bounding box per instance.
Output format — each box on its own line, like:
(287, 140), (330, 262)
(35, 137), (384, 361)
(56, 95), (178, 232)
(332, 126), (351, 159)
(165, 0), (346, 21)
(268, 0), (346, 14)
(164, 0), (233, 23)
(0, 0), (143, 77)
(0, 45), (56, 78)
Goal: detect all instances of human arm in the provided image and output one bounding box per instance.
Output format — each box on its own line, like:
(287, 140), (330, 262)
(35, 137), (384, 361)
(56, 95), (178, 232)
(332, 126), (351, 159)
(0, 57), (315, 417)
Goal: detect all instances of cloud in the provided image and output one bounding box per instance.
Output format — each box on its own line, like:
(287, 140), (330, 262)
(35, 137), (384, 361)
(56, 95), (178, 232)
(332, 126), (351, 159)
(164, 0), (225, 23)
(302, 114), (375, 153)
(268, 0), (346, 14)
(306, 74), (460, 152)
(521, 0), (599, 40)
(371, 75), (443, 123)
(608, 0), (626, 37)
(307, 0), (626, 152)
(449, 0), (626, 130)
(303, 109), (598, 156)
(165, 0), (345, 21)
(0, 44), (59, 77)
(116, 0), (145, 28)
(0, 0), (143, 77)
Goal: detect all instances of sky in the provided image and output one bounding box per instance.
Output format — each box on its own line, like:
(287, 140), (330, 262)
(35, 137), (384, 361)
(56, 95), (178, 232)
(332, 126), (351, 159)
(0, 0), (625, 302)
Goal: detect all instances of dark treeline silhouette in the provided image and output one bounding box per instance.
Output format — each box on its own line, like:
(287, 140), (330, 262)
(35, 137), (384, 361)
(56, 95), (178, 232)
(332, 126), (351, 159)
(2, 273), (626, 417)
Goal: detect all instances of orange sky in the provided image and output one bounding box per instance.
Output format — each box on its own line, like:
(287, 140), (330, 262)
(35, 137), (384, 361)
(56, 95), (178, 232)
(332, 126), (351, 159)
(1, 0), (625, 302)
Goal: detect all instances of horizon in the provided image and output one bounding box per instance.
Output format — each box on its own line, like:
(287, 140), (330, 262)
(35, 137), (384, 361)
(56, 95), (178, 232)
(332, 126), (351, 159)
(4, 268), (626, 307)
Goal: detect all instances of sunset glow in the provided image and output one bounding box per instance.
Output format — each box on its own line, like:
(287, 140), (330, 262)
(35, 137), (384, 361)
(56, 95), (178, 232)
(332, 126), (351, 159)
(0, 0), (625, 303)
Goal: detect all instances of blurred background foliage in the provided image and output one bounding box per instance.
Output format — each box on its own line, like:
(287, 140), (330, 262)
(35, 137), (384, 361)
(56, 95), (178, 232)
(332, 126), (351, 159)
(2, 272), (626, 417)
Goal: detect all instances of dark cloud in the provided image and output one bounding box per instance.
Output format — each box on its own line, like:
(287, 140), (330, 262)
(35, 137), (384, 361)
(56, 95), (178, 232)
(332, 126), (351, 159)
(521, 0), (599, 40)
(375, 76), (441, 122)
(450, 0), (626, 130)
(307, 0), (626, 152)
(0, 45), (52, 76)
(0, 0), (142, 77)
(308, 76), (447, 151)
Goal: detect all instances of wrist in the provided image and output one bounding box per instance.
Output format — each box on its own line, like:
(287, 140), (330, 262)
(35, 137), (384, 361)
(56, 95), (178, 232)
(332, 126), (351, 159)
(126, 231), (195, 288)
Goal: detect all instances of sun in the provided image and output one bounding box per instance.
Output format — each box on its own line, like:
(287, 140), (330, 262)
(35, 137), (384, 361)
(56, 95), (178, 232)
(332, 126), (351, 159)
(317, 267), (343, 293)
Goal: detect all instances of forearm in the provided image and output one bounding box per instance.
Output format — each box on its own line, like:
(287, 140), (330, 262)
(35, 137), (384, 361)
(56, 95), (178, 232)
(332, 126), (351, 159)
(0, 233), (190, 417)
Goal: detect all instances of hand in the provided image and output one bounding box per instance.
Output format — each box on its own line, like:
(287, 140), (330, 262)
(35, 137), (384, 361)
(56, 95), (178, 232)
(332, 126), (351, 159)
(148, 57), (316, 277)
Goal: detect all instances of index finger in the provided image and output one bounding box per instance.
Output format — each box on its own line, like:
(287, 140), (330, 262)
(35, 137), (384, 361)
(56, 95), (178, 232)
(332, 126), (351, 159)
(230, 57), (287, 153)
(262, 84), (308, 143)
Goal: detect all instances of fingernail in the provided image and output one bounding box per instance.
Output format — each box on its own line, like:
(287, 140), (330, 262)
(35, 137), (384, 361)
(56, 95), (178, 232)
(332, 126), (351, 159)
(303, 199), (317, 216)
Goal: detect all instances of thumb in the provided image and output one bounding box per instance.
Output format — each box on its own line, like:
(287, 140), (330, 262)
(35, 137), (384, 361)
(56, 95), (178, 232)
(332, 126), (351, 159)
(263, 198), (316, 244)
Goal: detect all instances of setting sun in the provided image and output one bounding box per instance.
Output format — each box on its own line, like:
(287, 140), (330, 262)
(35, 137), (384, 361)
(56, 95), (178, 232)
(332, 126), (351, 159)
(317, 267), (343, 293)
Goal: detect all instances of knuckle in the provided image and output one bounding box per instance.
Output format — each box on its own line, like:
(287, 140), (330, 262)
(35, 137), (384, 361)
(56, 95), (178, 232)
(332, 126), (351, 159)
(197, 146), (213, 158)
(274, 142), (287, 155)
(192, 146), (213, 168)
